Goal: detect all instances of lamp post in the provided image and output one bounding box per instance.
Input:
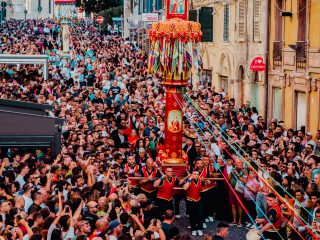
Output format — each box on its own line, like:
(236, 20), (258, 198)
(0, 3), (2, 23)
(24, 9), (27, 20)
(24, 0), (28, 20)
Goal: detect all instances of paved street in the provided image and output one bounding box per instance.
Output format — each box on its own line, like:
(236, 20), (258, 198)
(173, 200), (247, 239)
(175, 217), (247, 240)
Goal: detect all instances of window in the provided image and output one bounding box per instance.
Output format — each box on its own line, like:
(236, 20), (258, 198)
(253, 0), (260, 41)
(273, 88), (283, 121)
(142, 0), (146, 13)
(238, 1), (245, 41)
(274, 0), (283, 41)
(201, 70), (212, 84)
(296, 92), (306, 130)
(298, 0), (307, 41)
(156, 0), (163, 10)
(0, 2), (6, 20)
(199, 7), (213, 42)
(273, 0), (283, 69)
(49, 0), (51, 13)
(189, 9), (198, 22)
(220, 76), (228, 94)
(223, 4), (230, 42)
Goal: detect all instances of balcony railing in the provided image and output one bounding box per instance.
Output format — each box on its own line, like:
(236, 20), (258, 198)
(273, 41), (283, 68)
(296, 41), (307, 71)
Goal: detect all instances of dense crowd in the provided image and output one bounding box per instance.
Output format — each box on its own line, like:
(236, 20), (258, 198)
(0, 18), (319, 240)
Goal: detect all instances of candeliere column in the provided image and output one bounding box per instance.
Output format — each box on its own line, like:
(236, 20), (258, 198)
(147, 17), (202, 165)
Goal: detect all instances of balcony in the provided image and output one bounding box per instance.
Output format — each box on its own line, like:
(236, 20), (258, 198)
(295, 41), (307, 71)
(273, 41), (283, 69)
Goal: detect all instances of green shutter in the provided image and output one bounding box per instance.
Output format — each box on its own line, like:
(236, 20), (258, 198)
(189, 9), (198, 22)
(199, 7), (213, 42)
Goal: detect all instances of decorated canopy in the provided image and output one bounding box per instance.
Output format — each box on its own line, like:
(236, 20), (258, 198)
(147, 18), (202, 84)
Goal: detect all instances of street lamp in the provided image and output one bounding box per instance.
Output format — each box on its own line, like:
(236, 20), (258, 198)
(24, 0), (29, 20)
(24, 9), (27, 20)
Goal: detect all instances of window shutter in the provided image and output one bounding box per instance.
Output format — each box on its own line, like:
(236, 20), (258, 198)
(223, 4), (230, 42)
(189, 9), (198, 22)
(253, 0), (260, 42)
(238, 1), (245, 41)
(199, 7), (213, 42)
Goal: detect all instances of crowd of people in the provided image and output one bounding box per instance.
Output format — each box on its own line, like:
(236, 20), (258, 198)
(0, 18), (319, 240)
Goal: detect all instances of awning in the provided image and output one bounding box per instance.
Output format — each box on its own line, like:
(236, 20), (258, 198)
(55, 0), (75, 4)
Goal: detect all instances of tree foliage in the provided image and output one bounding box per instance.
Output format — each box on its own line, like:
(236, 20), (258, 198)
(75, 0), (81, 7)
(82, 0), (123, 14)
(99, 6), (123, 25)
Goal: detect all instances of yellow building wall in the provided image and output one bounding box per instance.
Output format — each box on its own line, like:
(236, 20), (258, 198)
(309, 1), (320, 132)
(269, 0), (275, 62)
(309, 2), (320, 49)
(309, 91), (319, 133)
(284, 0), (297, 48)
(284, 86), (293, 128)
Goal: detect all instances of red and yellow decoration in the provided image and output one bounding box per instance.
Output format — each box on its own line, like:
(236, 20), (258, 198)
(148, 18), (202, 83)
(148, 0), (202, 168)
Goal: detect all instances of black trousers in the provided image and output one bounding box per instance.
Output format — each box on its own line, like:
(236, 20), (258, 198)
(140, 189), (157, 203)
(244, 199), (257, 222)
(156, 198), (173, 214)
(291, 229), (304, 240)
(201, 188), (215, 218)
(173, 194), (184, 215)
(186, 200), (203, 231)
(264, 230), (285, 240)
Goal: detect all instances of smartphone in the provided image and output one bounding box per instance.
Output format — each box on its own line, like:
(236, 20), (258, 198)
(65, 206), (70, 213)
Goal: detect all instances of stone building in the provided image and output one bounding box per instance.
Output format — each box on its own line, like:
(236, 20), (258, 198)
(2, 0), (76, 20)
(269, 0), (320, 133)
(3, 0), (54, 19)
(125, 0), (164, 46)
(191, 0), (268, 116)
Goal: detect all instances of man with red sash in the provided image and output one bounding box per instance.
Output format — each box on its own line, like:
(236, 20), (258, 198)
(200, 156), (216, 223)
(255, 193), (284, 240)
(139, 158), (161, 201)
(193, 158), (209, 229)
(154, 166), (181, 214)
(183, 169), (206, 237)
(124, 154), (141, 195)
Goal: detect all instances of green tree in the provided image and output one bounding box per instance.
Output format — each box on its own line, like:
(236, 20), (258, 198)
(99, 6), (123, 25)
(75, 0), (81, 7)
(83, 0), (123, 14)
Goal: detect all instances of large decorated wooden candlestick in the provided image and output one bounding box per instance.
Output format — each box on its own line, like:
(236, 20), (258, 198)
(148, 18), (202, 166)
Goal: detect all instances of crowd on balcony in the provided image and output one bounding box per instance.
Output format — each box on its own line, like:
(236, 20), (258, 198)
(0, 18), (319, 240)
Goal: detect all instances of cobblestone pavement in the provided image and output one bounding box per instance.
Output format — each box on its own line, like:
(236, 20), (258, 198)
(173, 200), (248, 240)
(175, 217), (247, 240)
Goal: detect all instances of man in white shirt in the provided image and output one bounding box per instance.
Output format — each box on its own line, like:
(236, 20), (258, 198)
(292, 189), (308, 238)
(22, 183), (34, 213)
(15, 163), (29, 190)
(306, 132), (316, 150)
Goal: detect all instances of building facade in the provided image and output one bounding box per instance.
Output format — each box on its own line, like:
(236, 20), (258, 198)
(124, 0), (164, 43)
(269, 0), (320, 133)
(4, 0), (54, 19)
(192, 0), (268, 117)
(3, 0), (76, 20)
